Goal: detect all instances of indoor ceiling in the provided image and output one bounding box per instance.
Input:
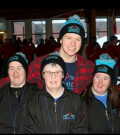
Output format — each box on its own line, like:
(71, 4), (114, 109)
(0, 9), (119, 20)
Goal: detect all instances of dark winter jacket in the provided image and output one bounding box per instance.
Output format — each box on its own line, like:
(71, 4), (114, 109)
(0, 82), (39, 134)
(83, 88), (120, 134)
(20, 85), (89, 134)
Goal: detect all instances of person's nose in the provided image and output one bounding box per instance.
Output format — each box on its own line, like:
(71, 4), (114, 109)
(13, 68), (19, 73)
(71, 39), (76, 46)
(51, 72), (56, 78)
(99, 77), (103, 82)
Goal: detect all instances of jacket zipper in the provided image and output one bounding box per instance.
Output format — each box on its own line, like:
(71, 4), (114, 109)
(105, 110), (109, 120)
(54, 101), (57, 133)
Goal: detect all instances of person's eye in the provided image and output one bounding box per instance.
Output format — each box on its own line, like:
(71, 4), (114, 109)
(9, 68), (14, 71)
(47, 71), (51, 75)
(49, 72), (52, 75)
(104, 78), (107, 80)
(66, 37), (70, 39)
(77, 39), (81, 41)
(95, 75), (99, 78)
(56, 71), (59, 74)
(18, 67), (22, 70)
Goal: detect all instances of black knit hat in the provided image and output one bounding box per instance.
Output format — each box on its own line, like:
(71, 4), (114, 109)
(59, 14), (85, 42)
(92, 53), (116, 78)
(40, 54), (66, 80)
(7, 52), (28, 76)
(93, 65), (114, 78)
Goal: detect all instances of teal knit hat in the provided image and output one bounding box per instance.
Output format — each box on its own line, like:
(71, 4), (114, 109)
(92, 53), (116, 78)
(8, 52), (28, 76)
(59, 14), (85, 42)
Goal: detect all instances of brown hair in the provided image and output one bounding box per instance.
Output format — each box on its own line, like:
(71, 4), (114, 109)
(82, 79), (120, 116)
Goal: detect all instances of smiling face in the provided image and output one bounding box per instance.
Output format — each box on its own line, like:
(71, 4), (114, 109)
(8, 61), (26, 87)
(92, 72), (111, 95)
(60, 33), (82, 57)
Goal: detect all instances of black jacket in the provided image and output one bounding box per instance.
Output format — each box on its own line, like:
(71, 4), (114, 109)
(83, 88), (120, 134)
(20, 85), (89, 134)
(0, 82), (39, 134)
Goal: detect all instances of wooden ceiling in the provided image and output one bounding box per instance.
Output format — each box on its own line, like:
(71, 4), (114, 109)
(0, 9), (119, 20)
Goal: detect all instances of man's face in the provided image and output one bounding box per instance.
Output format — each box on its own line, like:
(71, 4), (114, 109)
(60, 33), (82, 56)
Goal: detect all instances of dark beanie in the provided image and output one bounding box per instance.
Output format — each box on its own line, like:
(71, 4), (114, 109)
(40, 54), (66, 80)
(7, 52), (28, 76)
(59, 14), (85, 42)
(92, 53), (116, 78)
(93, 65), (114, 78)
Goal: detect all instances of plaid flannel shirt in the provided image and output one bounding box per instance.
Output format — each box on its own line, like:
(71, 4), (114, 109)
(1, 47), (120, 94)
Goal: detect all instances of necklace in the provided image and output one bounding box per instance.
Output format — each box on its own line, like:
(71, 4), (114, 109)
(7, 84), (26, 134)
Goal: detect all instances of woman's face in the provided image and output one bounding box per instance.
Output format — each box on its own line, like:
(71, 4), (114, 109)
(92, 72), (111, 95)
(8, 61), (26, 87)
(42, 63), (64, 91)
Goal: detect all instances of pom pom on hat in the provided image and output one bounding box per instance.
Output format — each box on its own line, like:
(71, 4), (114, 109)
(92, 53), (116, 78)
(95, 53), (116, 69)
(59, 14), (85, 42)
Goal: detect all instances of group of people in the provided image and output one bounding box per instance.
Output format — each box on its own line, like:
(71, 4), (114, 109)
(0, 14), (120, 134)
(85, 35), (120, 85)
(36, 36), (61, 57)
(0, 37), (36, 78)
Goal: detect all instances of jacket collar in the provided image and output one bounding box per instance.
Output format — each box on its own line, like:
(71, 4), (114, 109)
(40, 83), (69, 98)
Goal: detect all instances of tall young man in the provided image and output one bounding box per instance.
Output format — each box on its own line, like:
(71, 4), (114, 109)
(0, 14), (95, 94)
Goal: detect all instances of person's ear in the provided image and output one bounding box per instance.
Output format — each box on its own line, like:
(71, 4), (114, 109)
(60, 39), (62, 44)
(42, 74), (45, 80)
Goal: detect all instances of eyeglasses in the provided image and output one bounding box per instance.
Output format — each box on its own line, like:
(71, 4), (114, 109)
(43, 71), (63, 77)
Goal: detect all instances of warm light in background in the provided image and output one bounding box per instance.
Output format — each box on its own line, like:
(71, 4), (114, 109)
(0, 32), (4, 34)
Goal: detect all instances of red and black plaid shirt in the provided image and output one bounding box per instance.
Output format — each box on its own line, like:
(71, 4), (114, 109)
(1, 47), (120, 94)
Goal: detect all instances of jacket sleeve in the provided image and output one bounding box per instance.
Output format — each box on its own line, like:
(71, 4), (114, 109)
(20, 99), (40, 134)
(70, 97), (89, 134)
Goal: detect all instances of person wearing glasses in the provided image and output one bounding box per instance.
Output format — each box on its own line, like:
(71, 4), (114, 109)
(0, 52), (39, 134)
(0, 14), (95, 95)
(20, 54), (89, 134)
